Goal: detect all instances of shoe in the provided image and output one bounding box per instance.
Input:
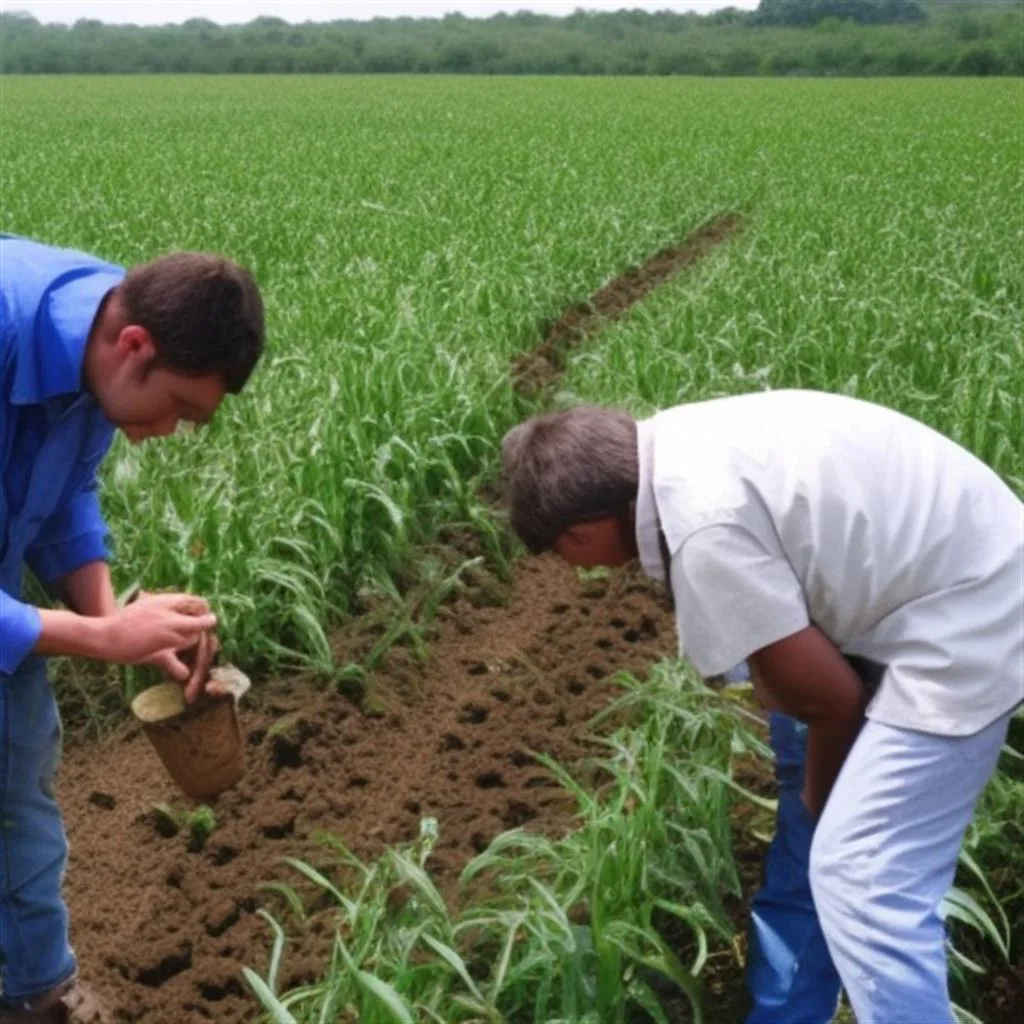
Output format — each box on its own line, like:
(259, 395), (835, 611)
(59, 986), (110, 1024)
(0, 982), (111, 1024)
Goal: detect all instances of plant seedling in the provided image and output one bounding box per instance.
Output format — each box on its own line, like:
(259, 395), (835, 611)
(153, 802), (218, 851)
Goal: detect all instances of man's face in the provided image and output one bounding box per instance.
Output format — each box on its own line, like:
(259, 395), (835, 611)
(553, 513), (638, 568)
(94, 325), (226, 443)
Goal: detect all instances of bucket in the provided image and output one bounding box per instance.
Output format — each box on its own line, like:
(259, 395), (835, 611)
(131, 682), (244, 801)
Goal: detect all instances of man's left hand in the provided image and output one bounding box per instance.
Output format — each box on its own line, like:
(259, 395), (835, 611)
(143, 647), (191, 684)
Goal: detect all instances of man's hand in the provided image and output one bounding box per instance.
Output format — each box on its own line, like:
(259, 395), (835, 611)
(37, 593), (216, 666)
(143, 647), (192, 685)
(102, 593), (216, 665)
(130, 591), (217, 700)
(140, 639), (215, 702)
(748, 625), (868, 819)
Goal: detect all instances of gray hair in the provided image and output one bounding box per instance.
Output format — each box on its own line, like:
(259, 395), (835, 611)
(501, 406), (639, 553)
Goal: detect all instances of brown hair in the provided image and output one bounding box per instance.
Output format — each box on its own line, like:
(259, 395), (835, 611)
(501, 406), (639, 553)
(120, 252), (265, 394)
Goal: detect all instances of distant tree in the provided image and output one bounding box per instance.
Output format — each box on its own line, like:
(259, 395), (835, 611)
(707, 6), (752, 26)
(2, 3), (1019, 78)
(721, 45), (760, 73)
(438, 40), (476, 72)
(956, 43), (1001, 74)
(1, 10), (39, 27)
(754, 0), (927, 26)
(950, 14), (992, 41)
(248, 16), (290, 29)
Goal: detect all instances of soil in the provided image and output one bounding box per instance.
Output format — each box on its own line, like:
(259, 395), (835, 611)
(511, 212), (744, 398)
(979, 956), (1024, 1024)
(60, 556), (691, 1023)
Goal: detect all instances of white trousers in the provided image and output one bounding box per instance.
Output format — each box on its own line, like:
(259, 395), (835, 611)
(809, 711), (1013, 1023)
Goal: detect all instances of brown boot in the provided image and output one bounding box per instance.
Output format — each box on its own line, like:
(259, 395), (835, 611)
(0, 983), (111, 1024)
(58, 986), (110, 1024)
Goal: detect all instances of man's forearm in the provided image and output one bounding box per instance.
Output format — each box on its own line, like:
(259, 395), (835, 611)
(35, 608), (105, 659)
(748, 625), (870, 817)
(804, 710), (865, 818)
(58, 560), (117, 617)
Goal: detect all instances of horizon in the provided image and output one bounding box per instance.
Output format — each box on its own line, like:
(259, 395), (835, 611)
(2, 1), (762, 28)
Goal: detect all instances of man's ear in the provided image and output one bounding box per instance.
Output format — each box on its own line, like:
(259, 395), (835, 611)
(115, 324), (157, 361)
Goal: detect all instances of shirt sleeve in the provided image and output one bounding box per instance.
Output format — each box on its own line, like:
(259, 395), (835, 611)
(669, 523), (810, 678)
(1, 588), (43, 676)
(0, 283), (44, 674)
(25, 480), (110, 585)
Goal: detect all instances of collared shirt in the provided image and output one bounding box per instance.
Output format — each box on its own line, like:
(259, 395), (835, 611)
(1, 235), (123, 676)
(635, 390), (1024, 737)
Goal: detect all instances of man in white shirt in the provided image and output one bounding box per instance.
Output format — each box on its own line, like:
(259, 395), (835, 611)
(501, 390), (1023, 1023)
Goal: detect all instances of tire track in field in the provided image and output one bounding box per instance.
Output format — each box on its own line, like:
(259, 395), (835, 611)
(511, 211), (744, 397)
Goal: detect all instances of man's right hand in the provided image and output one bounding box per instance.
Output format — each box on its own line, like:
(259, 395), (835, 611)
(97, 593), (216, 665)
(36, 593), (216, 666)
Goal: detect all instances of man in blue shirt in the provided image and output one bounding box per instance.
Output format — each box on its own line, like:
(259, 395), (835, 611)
(1, 235), (264, 1020)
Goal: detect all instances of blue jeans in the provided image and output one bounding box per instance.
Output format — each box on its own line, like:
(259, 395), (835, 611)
(0, 656), (76, 1007)
(746, 713), (841, 1023)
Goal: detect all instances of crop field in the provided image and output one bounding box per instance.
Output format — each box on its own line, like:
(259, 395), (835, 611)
(1, 76), (1021, 1022)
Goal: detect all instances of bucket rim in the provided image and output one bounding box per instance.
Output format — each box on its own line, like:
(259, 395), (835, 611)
(131, 683), (232, 725)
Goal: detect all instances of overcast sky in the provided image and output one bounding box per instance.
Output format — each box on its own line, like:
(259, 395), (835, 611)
(3, 0), (761, 27)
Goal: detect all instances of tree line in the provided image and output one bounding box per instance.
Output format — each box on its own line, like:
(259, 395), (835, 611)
(1, 0), (1020, 76)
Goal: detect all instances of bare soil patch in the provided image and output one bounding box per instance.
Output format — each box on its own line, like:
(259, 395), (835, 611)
(60, 557), (680, 1022)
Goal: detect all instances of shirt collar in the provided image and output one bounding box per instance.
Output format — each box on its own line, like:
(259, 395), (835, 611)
(635, 416), (666, 583)
(11, 269), (122, 406)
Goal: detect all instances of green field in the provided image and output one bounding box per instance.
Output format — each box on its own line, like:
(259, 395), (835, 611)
(2, 76), (1019, 672)
(2, 76), (1021, 1020)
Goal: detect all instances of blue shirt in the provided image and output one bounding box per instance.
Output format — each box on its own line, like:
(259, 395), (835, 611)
(0, 235), (123, 676)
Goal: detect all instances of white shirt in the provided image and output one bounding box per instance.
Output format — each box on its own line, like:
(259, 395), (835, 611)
(635, 390), (1023, 737)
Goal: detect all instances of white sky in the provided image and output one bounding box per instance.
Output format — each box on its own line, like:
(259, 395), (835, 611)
(2, 0), (761, 27)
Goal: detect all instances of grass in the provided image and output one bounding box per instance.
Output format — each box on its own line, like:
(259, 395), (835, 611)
(1, 75), (1020, 1018)
(950, 730), (1024, 1017)
(1, 77), (1018, 683)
